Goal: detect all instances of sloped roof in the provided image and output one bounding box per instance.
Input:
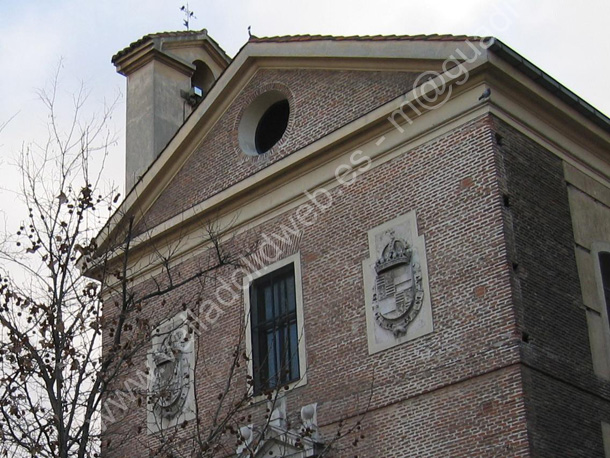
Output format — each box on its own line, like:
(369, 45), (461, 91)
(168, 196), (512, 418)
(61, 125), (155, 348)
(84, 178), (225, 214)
(486, 39), (610, 132)
(111, 29), (231, 64)
(241, 34), (610, 133)
(248, 33), (485, 43)
(245, 34), (609, 132)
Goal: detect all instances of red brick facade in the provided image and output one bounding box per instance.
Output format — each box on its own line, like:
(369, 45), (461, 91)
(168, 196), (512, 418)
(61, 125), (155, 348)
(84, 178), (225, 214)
(104, 109), (540, 456)
(101, 39), (610, 457)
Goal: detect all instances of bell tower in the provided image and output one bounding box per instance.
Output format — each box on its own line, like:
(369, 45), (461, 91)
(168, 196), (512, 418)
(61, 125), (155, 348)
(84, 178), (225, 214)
(112, 30), (230, 191)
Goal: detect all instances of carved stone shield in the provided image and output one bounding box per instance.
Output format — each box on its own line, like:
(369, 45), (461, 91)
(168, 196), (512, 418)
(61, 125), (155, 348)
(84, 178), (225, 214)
(372, 238), (424, 336)
(362, 212), (433, 353)
(151, 328), (190, 420)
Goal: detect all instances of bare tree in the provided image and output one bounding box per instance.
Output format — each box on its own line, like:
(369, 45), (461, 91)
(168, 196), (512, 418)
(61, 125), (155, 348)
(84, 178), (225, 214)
(0, 70), (372, 458)
(0, 66), (123, 457)
(0, 112), (18, 137)
(0, 71), (245, 456)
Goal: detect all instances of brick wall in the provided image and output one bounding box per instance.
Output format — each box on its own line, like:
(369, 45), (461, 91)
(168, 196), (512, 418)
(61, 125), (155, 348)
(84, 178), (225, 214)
(493, 117), (610, 456)
(134, 68), (421, 235)
(103, 113), (538, 456)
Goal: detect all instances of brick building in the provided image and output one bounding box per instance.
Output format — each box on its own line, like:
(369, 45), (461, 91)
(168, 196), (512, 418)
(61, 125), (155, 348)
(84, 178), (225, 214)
(94, 29), (610, 456)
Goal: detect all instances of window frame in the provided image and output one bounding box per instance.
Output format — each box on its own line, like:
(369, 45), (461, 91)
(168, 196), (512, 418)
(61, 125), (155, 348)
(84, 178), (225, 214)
(603, 421), (610, 458)
(243, 253), (307, 396)
(593, 242), (610, 364)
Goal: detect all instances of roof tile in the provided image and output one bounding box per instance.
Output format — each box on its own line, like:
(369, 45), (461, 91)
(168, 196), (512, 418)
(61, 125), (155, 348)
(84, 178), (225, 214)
(111, 29), (229, 64)
(247, 33), (485, 44)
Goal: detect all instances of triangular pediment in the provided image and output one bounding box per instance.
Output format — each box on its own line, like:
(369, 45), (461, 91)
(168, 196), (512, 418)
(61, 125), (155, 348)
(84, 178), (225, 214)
(95, 35), (487, 260)
(131, 66), (423, 236)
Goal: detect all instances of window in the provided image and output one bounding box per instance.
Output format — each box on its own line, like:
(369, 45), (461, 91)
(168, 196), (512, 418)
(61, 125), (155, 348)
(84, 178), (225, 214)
(238, 90), (290, 156)
(603, 422), (610, 458)
(589, 243), (610, 379)
(244, 254), (306, 395)
(250, 264), (298, 392)
(599, 252), (610, 325)
(254, 99), (289, 154)
(191, 60), (215, 95)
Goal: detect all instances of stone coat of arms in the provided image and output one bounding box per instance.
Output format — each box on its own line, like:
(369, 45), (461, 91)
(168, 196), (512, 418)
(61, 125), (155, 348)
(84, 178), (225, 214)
(147, 311), (195, 432)
(362, 212), (433, 353)
(150, 326), (191, 420)
(372, 238), (424, 337)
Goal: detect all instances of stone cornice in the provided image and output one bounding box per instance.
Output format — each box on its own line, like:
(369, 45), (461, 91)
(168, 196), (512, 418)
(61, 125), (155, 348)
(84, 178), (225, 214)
(113, 41), (195, 77)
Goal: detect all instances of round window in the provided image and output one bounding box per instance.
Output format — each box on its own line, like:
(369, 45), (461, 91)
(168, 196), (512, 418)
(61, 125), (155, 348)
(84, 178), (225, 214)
(239, 91), (290, 156)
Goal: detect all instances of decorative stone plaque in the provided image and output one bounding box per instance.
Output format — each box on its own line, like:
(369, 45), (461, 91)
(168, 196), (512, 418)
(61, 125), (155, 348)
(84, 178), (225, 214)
(147, 311), (196, 433)
(362, 212), (433, 353)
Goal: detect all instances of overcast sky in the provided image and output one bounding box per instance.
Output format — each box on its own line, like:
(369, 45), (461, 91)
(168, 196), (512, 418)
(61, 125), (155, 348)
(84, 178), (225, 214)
(0, 0), (609, 219)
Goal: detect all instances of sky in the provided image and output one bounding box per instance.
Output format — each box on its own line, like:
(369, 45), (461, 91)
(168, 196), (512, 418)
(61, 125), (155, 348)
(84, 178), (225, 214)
(0, 0), (609, 220)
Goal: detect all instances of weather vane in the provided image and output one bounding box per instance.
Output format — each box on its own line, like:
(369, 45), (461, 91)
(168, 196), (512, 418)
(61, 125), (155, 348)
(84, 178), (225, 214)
(180, 3), (196, 30)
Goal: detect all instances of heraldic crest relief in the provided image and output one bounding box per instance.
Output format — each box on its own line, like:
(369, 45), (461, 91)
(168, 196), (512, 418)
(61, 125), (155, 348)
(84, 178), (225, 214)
(373, 237), (424, 336)
(147, 311), (196, 433)
(362, 212), (433, 354)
